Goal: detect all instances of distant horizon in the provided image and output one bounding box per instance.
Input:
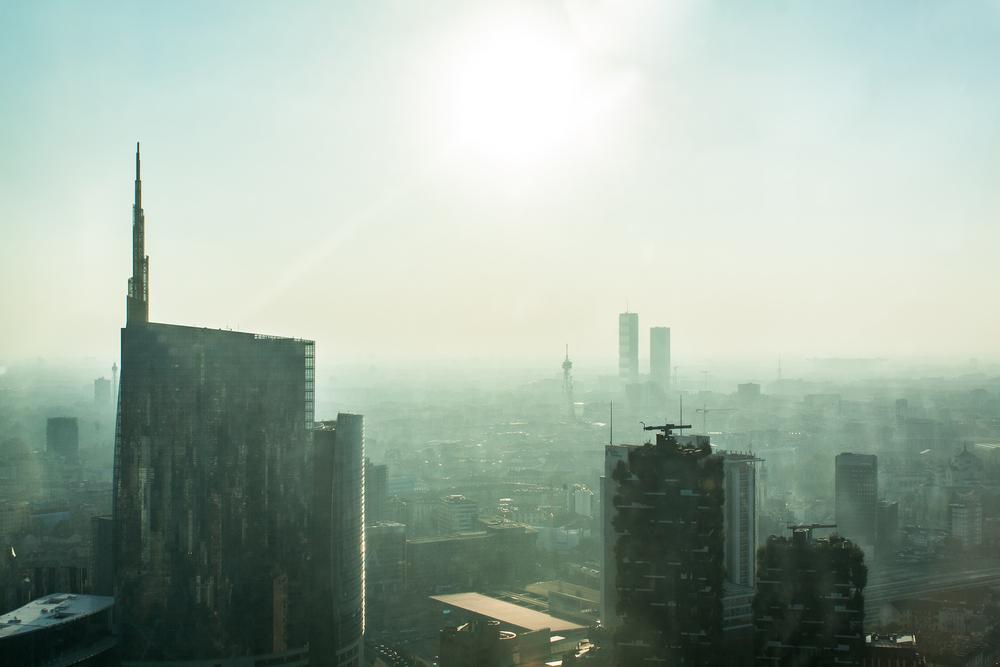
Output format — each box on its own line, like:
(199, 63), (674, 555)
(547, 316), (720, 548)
(3, 2), (999, 363)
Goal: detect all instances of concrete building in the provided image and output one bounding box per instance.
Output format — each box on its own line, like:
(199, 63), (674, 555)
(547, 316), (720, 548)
(949, 492), (983, 547)
(435, 494), (479, 534)
(618, 312), (639, 383)
(433, 592), (585, 666)
(311, 416), (365, 667)
(649, 326), (670, 390)
(113, 144), (317, 664)
(604, 426), (727, 665)
(753, 528), (867, 665)
(566, 484), (594, 518)
(836, 452), (879, 548)
(46, 417), (78, 460)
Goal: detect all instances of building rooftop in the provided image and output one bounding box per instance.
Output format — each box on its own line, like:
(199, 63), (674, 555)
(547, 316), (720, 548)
(431, 592), (585, 633)
(0, 594), (114, 640)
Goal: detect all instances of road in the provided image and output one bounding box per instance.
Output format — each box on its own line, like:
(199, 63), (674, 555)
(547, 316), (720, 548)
(864, 558), (1000, 614)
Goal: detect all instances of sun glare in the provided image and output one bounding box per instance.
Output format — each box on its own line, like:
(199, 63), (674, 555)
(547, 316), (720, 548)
(445, 23), (589, 165)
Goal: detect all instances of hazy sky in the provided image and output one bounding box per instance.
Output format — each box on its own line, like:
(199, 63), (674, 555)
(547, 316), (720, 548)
(2, 1), (999, 369)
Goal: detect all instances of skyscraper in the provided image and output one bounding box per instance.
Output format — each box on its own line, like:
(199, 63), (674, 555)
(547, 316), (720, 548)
(649, 326), (670, 390)
(605, 425), (726, 665)
(126, 143), (148, 326)
(722, 452), (759, 648)
(753, 528), (867, 665)
(618, 312), (638, 383)
(365, 458), (388, 526)
(835, 453), (878, 548)
(113, 145), (317, 663)
(311, 416), (365, 667)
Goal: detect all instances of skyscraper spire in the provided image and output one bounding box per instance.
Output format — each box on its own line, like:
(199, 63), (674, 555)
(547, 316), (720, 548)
(126, 142), (149, 325)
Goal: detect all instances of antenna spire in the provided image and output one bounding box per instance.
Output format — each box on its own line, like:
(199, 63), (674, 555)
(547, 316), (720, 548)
(126, 141), (149, 325)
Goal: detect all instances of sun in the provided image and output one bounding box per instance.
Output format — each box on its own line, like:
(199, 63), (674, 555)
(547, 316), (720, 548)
(444, 22), (588, 166)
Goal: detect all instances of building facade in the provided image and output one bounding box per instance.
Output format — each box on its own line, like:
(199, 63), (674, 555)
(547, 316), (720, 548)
(835, 453), (879, 548)
(606, 427), (726, 665)
(311, 416), (365, 667)
(113, 144), (318, 665)
(753, 529), (867, 665)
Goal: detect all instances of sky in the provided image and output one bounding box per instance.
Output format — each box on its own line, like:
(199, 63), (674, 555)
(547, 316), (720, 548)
(1, 1), (999, 371)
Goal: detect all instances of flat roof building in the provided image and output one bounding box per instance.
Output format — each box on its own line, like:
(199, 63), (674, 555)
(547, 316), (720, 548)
(0, 593), (115, 666)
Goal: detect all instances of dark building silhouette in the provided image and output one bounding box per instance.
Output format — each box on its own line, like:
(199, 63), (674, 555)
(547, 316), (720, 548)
(310, 416), (365, 667)
(113, 144), (316, 664)
(439, 619), (506, 667)
(836, 453), (878, 548)
(90, 516), (113, 596)
(753, 528), (867, 665)
(365, 458), (388, 525)
(607, 425), (726, 665)
(46, 417), (78, 460)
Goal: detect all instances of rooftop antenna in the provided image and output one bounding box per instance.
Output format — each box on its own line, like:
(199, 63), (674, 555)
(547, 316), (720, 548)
(609, 402), (614, 445)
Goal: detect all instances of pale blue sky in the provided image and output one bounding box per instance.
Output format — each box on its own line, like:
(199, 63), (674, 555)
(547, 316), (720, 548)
(2, 1), (999, 367)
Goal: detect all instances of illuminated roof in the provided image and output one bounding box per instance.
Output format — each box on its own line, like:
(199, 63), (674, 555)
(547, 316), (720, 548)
(431, 592), (585, 633)
(0, 594), (113, 640)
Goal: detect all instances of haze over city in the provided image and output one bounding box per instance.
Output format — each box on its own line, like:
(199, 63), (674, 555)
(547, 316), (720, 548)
(3, 1), (999, 367)
(3, 3), (1000, 667)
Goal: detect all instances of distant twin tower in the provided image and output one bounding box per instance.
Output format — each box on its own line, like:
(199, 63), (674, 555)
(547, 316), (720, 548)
(619, 310), (670, 390)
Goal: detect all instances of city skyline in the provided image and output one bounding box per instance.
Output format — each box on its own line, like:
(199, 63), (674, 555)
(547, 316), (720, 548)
(3, 2), (1000, 365)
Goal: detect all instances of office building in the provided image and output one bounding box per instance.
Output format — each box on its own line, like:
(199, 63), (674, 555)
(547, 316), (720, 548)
(722, 452), (759, 645)
(618, 312), (639, 383)
(754, 528), (867, 665)
(435, 494), (479, 534)
(835, 452), (878, 548)
(46, 417), (78, 460)
(605, 426), (726, 665)
(365, 521), (406, 635)
(949, 492), (983, 548)
(649, 326), (670, 389)
(311, 416), (365, 667)
(365, 459), (388, 525)
(113, 144), (316, 665)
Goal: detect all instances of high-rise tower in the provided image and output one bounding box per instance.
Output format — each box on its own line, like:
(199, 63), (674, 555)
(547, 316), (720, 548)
(618, 312), (638, 382)
(126, 142), (149, 325)
(835, 453), (878, 548)
(113, 146), (319, 663)
(650, 326), (670, 390)
(605, 424), (726, 665)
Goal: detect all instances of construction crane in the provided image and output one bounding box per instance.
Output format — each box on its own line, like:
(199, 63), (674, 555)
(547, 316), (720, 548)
(694, 405), (736, 433)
